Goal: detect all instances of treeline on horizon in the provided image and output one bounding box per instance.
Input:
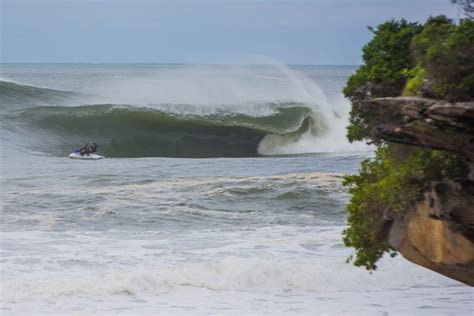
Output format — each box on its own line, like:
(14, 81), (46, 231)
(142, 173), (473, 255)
(341, 14), (473, 270)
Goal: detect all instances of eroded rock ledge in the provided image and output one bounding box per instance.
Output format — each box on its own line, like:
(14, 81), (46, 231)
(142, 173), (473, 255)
(388, 180), (474, 286)
(368, 97), (474, 286)
(368, 97), (474, 160)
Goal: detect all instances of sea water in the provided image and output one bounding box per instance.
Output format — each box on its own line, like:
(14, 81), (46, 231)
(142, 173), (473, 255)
(0, 64), (472, 315)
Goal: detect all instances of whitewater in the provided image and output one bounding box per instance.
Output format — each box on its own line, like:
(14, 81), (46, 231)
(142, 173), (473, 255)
(0, 64), (472, 315)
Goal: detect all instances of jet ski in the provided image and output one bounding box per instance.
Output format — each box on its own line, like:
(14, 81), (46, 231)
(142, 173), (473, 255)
(69, 143), (105, 159)
(69, 151), (105, 160)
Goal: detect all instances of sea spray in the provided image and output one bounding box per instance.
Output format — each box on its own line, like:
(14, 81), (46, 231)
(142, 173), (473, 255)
(1, 64), (469, 316)
(1, 63), (370, 157)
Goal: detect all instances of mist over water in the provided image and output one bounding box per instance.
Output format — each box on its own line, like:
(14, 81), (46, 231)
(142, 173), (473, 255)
(1, 64), (370, 157)
(84, 64), (369, 155)
(1, 64), (468, 315)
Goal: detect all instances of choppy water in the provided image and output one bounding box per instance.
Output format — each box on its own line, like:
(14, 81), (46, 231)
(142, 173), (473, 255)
(0, 64), (472, 315)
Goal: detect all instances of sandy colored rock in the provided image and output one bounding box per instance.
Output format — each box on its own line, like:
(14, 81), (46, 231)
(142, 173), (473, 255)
(389, 200), (474, 285)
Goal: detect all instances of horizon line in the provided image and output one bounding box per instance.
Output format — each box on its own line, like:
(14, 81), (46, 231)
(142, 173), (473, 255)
(0, 62), (359, 67)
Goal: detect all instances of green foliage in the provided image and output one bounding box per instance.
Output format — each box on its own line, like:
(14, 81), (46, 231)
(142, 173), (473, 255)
(343, 20), (422, 142)
(343, 145), (468, 270)
(411, 16), (474, 101)
(342, 15), (473, 271)
(344, 16), (474, 143)
(402, 66), (426, 96)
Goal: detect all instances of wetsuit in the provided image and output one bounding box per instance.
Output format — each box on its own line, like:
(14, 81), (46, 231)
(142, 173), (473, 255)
(79, 144), (92, 156)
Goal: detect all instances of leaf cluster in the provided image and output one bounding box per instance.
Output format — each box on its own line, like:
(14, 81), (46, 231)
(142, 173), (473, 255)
(344, 16), (474, 143)
(411, 17), (474, 101)
(343, 20), (422, 142)
(342, 15), (473, 271)
(343, 145), (468, 270)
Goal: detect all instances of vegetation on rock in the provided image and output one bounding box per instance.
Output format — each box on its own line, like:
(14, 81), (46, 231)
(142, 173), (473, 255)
(342, 15), (473, 270)
(411, 16), (474, 101)
(343, 145), (469, 270)
(343, 20), (422, 143)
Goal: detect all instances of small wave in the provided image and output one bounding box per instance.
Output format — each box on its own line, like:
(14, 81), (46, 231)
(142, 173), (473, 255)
(0, 80), (89, 109)
(1, 253), (452, 304)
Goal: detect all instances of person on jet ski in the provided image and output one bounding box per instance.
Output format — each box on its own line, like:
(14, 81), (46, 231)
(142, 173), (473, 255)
(91, 142), (99, 153)
(78, 142), (99, 156)
(79, 143), (92, 156)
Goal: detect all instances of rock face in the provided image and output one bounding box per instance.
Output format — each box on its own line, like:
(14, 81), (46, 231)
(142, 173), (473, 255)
(369, 97), (474, 286)
(367, 97), (474, 160)
(388, 183), (474, 286)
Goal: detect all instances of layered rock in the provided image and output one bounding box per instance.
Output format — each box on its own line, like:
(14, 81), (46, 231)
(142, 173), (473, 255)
(388, 181), (474, 286)
(367, 97), (474, 160)
(368, 97), (474, 286)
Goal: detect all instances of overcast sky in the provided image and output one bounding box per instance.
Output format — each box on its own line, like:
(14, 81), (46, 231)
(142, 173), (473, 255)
(1, 0), (460, 64)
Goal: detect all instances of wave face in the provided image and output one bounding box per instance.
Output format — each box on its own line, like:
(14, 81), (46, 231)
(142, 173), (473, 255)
(1, 65), (369, 158)
(8, 102), (325, 158)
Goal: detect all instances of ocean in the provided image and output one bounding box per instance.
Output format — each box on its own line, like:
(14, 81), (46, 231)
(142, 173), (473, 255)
(0, 64), (472, 315)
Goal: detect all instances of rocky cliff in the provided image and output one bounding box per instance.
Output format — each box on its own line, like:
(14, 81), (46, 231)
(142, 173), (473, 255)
(368, 97), (474, 286)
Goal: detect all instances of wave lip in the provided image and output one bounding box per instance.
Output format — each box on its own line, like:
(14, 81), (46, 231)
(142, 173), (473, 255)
(7, 102), (327, 158)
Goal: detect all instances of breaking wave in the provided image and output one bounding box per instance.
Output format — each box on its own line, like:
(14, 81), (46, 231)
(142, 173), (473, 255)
(6, 102), (327, 158)
(1, 67), (369, 158)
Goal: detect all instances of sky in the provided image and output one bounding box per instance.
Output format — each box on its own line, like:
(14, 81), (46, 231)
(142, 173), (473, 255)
(1, 0), (460, 65)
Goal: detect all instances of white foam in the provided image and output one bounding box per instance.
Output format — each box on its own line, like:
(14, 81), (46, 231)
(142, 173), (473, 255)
(258, 93), (373, 155)
(1, 221), (470, 315)
(0, 77), (19, 84)
(87, 63), (372, 155)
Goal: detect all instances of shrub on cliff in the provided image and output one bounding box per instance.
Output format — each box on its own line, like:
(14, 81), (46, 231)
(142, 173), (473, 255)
(343, 20), (422, 143)
(343, 145), (468, 270)
(410, 17), (474, 101)
(342, 15), (472, 271)
(345, 16), (474, 143)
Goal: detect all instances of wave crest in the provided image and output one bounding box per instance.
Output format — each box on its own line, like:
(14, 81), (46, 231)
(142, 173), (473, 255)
(8, 103), (327, 158)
